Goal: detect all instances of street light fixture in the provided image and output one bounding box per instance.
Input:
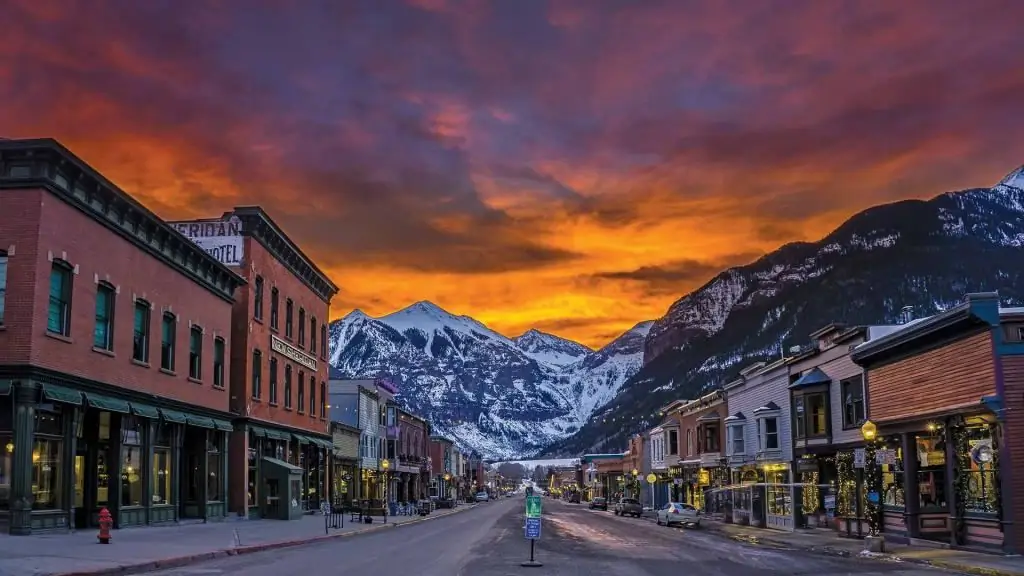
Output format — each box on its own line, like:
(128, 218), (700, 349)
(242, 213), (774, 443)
(860, 420), (883, 548)
(381, 459), (390, 523)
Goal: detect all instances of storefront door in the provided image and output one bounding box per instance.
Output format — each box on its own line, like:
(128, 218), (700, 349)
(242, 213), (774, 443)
(73, 442), (94, 529)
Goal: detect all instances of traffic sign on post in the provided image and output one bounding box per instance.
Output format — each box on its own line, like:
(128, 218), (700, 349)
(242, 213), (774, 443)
(646, 473), (657, 484)
(525, 495), (542, 518)
(525, 517), (541, 539)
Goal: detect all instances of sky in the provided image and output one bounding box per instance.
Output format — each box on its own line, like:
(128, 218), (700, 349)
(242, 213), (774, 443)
(2, 0), (1023, 348)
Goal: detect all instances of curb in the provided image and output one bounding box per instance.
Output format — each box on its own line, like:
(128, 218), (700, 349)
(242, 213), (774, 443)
(51, 505), (476, 576)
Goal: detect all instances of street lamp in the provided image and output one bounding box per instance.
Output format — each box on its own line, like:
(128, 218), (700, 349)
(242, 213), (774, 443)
(860, 420), (883, 547)
(381, 458), (390, 524)
(631, 469), (639, 498)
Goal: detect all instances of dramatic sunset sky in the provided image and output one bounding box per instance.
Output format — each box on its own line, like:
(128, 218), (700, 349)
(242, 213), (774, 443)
(2, 0), (1022, 347)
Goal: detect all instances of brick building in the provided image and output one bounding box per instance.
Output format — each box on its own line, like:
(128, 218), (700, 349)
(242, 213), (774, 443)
(170, 208), (338, 519)
(396, 408), (430, 501)
(0, 139), (246, 534)
(676, 390), (726, 509)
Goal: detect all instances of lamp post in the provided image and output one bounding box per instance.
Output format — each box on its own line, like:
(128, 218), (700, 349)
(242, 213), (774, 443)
(860, 420), (884, 551)
(444, 472), (451, 502)
(381, 458), (390, 524)
(631, 469), (639, 499)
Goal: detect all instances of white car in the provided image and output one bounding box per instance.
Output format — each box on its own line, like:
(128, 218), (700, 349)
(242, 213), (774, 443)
(475, 491), (490, 502)
(655, 502), (701, 528)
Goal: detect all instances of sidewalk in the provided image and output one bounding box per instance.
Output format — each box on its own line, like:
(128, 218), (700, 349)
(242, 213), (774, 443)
(0, 505), (475, 576)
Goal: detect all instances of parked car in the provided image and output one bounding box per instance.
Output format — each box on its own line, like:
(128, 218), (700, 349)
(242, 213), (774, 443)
(614, 498), (643, 517)
(655, 502), (701, 527)
(475, 491), (490, 502)
(589, 497), (608, 510)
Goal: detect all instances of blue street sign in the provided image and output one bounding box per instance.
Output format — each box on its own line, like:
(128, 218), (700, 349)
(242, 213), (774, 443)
(525, 517), (542, 539)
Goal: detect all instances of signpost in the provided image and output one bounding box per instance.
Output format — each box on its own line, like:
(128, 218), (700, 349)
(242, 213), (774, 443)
(522, 495), (543, 567)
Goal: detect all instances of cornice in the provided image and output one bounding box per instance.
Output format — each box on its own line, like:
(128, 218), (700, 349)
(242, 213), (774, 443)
(229, 206), (339, 304)
(0, 139), (246, 302)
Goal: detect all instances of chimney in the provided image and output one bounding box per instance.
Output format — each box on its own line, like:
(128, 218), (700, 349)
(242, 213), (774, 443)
(900, 305), (914, 325)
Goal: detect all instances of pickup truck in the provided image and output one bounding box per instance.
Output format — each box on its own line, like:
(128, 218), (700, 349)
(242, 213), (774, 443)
(614, 497), (643, 517)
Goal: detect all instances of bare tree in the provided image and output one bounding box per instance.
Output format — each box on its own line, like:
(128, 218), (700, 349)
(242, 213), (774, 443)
(531, 465), (549, 485)
(497, 462), (527, 480)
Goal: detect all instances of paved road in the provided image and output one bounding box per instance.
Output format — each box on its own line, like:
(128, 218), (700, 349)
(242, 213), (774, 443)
(143, 498), (957, 576)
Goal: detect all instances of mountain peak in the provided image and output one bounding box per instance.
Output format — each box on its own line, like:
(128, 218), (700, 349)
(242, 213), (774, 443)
(997, 165), (1024, 191)
(343, 308), (370, 321)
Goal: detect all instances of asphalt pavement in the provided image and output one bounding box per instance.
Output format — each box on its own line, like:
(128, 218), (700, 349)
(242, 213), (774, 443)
(140, 497), (962, 576)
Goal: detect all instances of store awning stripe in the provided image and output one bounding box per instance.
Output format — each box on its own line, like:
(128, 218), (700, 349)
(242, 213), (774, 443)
(130, 403), (161, 419)
(294, 434), (310, 444)
(159, 408), (188, 424)
(186, 415), (216, 429)
(42, 384), (83, 405)
(84, 392), (131, 414)
(249, 426), (267, 437)
(264, 429), (289, 440)
(213, 419), (234, 432)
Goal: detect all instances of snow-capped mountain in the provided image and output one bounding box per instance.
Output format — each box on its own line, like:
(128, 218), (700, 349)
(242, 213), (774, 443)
(329, 301), (650, 460)
(546, 164), (1024, 456)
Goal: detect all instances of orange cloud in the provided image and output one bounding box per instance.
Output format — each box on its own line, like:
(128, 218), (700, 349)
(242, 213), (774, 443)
(2, 0), (1022, 348)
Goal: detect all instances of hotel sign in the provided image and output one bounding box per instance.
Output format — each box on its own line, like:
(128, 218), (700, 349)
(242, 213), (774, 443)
(270, 334), (317, 372)
(169, 217), (244, 267)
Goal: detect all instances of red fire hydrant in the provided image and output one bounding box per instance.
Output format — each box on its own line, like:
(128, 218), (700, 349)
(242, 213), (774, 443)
(97, 507), (113, 544)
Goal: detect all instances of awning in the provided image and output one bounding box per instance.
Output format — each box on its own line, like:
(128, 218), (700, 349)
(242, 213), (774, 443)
(0, 380), (11, 396)
(293, 434), (309, 444)
(186, 415), (216, 429)
(84, 392), (130, 414)
(790, 367), (831, 389)
(42, 383), (83, 405)
(213, 419), (234, 432)
(264, 429), (289, 441)
(696, 410), (721, 423)
(308, 437), (332, 449)
(130, 403), (160, 419)
(159, 408), (188, 424)
(248, 426), (267, 437)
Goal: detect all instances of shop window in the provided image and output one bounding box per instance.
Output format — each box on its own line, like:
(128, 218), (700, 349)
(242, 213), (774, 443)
(270, 287), (279, 329)
(310, 317), (317, 355)
(153, 421), (173, 505)
(285, 365), (293, 409)
(47, 260), (73, 336)
(297, 370), (306, 413)
(298, 308), (306, 347)
(161, 312), (176, 371)
(213, 337), (225, 388)
(207, 432), (222, 502)
(189, 325), (203, 380)
(269, 357), (278, 404)
(0, 394), (11, 510)
(0, 249), (7, 325)
(309, 376), (316, 416)
(320, 381), (326, 418)
(669, 429), (678, 455)
(916, 434), (947, 509)
(882, 442), (905, 507)
(727, 424), (744, 455)
(841, 375), (865, 429)
(252, 349), (262, 399)
(759, 417), (780, 450)
(766, 474), (792, 517)
(253, 276), (264, 320)
(33, 404), (64, 510)
(285, 299), (294, 339)
(320, 324), (328, 358)
(133, 300), (151, 363)
(963, 426), (998, 514)
(121, 415), (143, 507)
(93, 282), (115, 350)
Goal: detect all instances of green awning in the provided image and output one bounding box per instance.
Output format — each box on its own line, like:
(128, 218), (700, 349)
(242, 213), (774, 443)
(265, 429), (289, 441)
(293, 434), (310, 444)
(42, 384), (83, 405)
(0, 380), (11, 396)
(213, 419), (234, 432)
(248, 426), (267, 437)
(311, 437), (333, 449)
(129, 403), (160, 419)
(186, 415), (216, 429)
(84, 393), (130, 414)
(159, 408), (188, 424)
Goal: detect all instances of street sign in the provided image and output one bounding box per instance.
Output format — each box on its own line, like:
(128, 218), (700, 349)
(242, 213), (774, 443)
(646, 473), (657, 484)
(525, 495), (542, 518)
(525, 517), (541, 539)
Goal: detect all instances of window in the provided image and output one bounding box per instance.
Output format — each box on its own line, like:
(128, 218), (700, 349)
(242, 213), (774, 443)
(728, 424), (744, 455)
(298, 308), (306, 346)
(793, 396), (806, 439)
(121, 415), (143, 507)
(668, 429), (678, 455)
(93, 283), (115, 350)
(160, 313), (176, 371)
(189, 325), (203, 380)
(807, 393), (828, 436)
(760, 417), (779, 450)
(47, 261), (73, 336)
(0, 250), (8, 325)
(207, 432), (222, 502)
(253, 276), (264, 320)
(320, 324), (327, 358)
(270, 287), (279, 329)
(320, 381), (326, 417)
(133, 300), (150, 363)
(285, 299), (294, 339)
(269, 357), (278, 404)
(703, 425), (719, 452)
(297, 369), (305, 413)
(213, 337), (225, 388)
(310, 317), (317, 355)
(284, 365), (293, 409)
(252, 350), (262, 399)
(686, 429), (692, 456)
(32, 405), (64, 510)
(153, 421), (173, 505)
(310, 376), (316, 416)
(841, 375), (866, 428)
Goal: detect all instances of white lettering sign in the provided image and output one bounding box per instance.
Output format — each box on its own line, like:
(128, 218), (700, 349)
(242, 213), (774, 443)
(271, 334), (317, 372)
(169, 217), (244, 267)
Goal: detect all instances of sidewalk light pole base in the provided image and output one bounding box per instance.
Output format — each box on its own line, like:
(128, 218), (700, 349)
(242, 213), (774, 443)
(520, 561), (544, 568)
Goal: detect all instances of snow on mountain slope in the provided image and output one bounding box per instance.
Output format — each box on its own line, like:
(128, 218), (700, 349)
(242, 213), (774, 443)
(329, 303), (649, 460)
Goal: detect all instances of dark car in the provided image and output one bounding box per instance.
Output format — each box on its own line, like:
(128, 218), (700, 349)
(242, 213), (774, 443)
(614, 498), (643, 517)
(589, 497), (608, 510)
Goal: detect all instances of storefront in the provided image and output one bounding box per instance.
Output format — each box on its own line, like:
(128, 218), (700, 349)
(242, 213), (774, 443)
(244, 424), (331, 519)
(331, 459), (356, 504)
(0, 381), (232, 534)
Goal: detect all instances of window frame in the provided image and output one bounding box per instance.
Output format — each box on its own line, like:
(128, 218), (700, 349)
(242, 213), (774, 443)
(213, 337), (225, 388)
(93, 282), (116, 351)
(297, 369), (305, 413)
(270, 287), (279, 329)
(298, 307), (306, 347)
(841, 375), (866, 430)
(188, 325), (203, 380)
(309, 375), (316, 416)
(284, 365), (293, 409)
(792, 389), (830, 439)
(252, 349), (262, 400)
(285, 299), (294, 339)
(132, 299), (151, 363)
(47, 260), (74, 336)
(160, 312), (176, 372)
(253, 276), (264, 321)
(320, 324), (328, 358)
(727, 423), (745, 456)
(0, 249), (8, 326)
(319, 381), (326, 418)
(269, 357), (278, 404)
